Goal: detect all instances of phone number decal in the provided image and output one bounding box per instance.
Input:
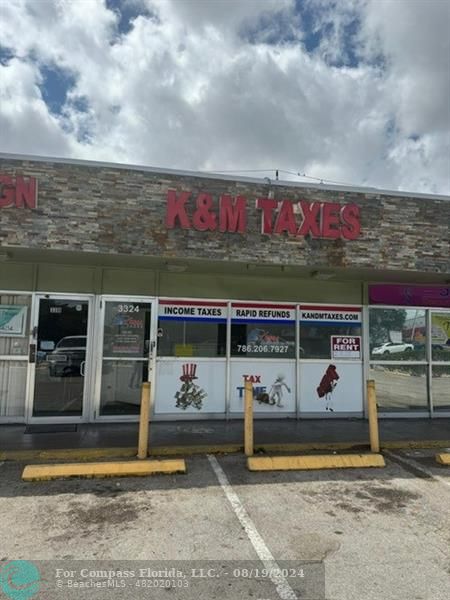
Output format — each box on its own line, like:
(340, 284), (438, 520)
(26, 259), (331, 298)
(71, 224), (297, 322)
(237, 345), (289, 353)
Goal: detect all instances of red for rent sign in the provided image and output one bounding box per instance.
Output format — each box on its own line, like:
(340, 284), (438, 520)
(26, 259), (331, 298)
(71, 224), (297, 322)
(331, 336), (361, 359)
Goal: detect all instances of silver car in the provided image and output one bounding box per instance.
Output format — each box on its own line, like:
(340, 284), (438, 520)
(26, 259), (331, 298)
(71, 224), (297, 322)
(372, 341), (414, 356)
(47, 335), (87, 377)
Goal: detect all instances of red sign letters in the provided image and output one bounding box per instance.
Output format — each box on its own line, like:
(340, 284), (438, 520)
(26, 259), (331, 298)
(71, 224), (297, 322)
(0, 175), (37, 209)
(166, 190), (246, 233)
(165, 190), (361, 240)
(256, 198), (360, 239)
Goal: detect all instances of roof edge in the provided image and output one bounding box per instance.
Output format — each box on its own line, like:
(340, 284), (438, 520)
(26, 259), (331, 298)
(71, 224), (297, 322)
(0, 152), (449, 201)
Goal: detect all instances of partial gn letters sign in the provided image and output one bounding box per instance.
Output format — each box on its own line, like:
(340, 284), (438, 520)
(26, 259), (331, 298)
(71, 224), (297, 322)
(0, 175), (37, 209)
(165, 189), (361, 240)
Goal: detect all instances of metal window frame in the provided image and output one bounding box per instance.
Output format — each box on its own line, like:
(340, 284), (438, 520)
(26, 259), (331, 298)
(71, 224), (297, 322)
(366, 304), (450, 418)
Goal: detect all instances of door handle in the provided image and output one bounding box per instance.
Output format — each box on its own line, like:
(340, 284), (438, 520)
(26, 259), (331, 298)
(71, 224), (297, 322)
(80, 361), (86, 377)
(29, 343), (36, 363)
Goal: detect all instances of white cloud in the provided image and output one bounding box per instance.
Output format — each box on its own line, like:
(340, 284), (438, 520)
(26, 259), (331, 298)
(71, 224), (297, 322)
(0, 0), (448, 195)
(147, 0), (295, 35)
(0, 58), (73, 156)
(361, 0), (450, 133)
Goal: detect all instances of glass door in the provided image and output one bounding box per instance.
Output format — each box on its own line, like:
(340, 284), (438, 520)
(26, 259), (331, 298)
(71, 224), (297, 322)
(30, 295), (92, 419)
(95, 297), (155, 419)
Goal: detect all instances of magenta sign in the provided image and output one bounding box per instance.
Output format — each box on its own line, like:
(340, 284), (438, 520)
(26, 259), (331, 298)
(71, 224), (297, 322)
(369, 284), (450, 308)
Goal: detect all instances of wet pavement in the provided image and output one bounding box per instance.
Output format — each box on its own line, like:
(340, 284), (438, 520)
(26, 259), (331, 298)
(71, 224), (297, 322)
(1, 418), (449, 452)
(1, 448), (449, 599)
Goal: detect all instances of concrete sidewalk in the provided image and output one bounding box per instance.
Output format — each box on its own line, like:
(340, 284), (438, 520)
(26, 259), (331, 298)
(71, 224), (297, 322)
(1, 418), (449, 455)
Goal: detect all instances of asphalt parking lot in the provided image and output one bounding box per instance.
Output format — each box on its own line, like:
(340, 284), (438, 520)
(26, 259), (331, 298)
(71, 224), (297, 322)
(0, 450), (449, 600)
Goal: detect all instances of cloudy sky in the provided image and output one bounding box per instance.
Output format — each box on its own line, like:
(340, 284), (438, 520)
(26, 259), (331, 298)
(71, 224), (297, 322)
(1, 0), (449, 194)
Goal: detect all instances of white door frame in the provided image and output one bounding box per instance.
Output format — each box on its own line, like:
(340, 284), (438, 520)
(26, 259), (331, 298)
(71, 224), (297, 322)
(92, 295), (157, 422)
(26, 293), (95, 423)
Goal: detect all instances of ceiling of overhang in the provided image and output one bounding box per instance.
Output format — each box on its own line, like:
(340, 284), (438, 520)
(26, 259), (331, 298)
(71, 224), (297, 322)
(1, 246), (449, 284)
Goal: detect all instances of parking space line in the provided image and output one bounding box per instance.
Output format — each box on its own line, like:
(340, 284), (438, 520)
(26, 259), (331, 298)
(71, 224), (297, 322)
(207, 454), (297, 600)
(384, 450), (450, 488)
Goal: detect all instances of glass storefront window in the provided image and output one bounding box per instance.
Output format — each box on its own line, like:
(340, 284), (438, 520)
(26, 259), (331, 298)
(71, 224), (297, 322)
(431, 311), (450, 362)
(158, 321), (226, 357)
(0, 294), (31, 419)
(0, 361), (27, 417)
(0, 294), (31, 356)
(100, 360), (147, 415)
(432, 365), (450, 410)
(230, 323), (295, 358)
(369, 364), (428, 411)
(103, 301), (151, 358)
(369, 308), (426, 360)
(300, 324), (362, 359)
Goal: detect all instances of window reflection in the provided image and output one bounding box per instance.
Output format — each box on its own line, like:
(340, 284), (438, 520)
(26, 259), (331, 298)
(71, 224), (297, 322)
(158, 321), (227, 357)
(300, 324), (361, 359)
(369, 364), (428, 411)
(231, 323), (295, 358)
(369, 308), (426, 360)
(100, 360), (146, 415)
(432, 365), (450, 410)
(33, 299), (88, 417)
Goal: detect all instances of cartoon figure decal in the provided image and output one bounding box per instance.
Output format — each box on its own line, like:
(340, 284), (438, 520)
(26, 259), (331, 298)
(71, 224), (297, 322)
(175, 363), (207, 410)
(269, 373), (291, 407)
(317, 364), (340, 411)
(255, 373), (291, 407)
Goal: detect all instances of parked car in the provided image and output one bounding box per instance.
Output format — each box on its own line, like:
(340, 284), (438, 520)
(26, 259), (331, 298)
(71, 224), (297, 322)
(372, 341), (414, 356)
(47, 335), (86, 377)
(432, 342), (450, 351)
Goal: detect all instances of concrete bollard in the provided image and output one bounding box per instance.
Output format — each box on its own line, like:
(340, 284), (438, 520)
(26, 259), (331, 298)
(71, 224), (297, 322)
(367, 379), (380, 453)
(137, 382), (151, 459)
(244, 379), (254, 457)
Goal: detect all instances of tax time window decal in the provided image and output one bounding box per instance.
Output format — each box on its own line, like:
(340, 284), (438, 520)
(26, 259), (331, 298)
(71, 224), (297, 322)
(230, 365), (296, 413)
(165, 190), (361, 240)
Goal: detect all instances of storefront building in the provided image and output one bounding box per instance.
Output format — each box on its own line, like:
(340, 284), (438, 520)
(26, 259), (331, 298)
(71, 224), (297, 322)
(0, 154), (449, 424)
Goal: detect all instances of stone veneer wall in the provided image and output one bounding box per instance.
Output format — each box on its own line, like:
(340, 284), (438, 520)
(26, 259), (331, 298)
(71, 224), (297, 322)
(1, 157), (449, 275)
